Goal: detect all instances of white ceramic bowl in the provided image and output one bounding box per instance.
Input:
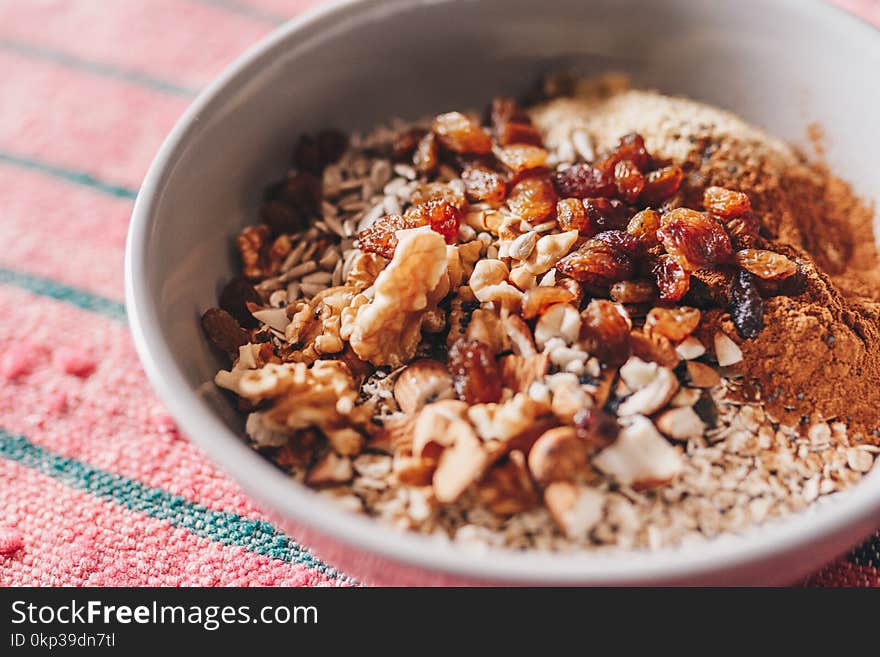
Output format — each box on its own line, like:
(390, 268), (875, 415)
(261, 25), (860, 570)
(126, 0), (880, 585)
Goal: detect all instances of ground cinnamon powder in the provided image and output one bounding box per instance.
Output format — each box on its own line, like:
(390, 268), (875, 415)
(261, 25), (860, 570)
(696, 151), (880, 440)
(530, 82), (880, 440)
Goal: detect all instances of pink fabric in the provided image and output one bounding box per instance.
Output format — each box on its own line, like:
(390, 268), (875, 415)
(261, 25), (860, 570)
(0, 0), (877, 587)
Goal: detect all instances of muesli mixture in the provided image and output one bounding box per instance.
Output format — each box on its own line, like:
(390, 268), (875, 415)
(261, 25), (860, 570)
(201, 75), (880, 551)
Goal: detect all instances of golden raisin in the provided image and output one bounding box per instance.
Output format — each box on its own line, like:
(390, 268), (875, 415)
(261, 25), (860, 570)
(645, 306), (701, 342)
(432, 112), (493, 154)
(609, 280), (655, 304)
(404, 199), (462, 244)
(658, 208), (733, 269)
(641, 166), (683, 204)
(494, 144), (548, 173)
(579, 299), (631, 366)
(734, 249), (797, 280)
(597, 132), (651, 173)
(507, 175), (557, 221)
(556, 198), (587, 233)
(652, 254), (690, 302)
(461, 165), (507, 204)
(413, 132), (438, 174)
(490, 97), (544, 146)
(556, 243), (634, 289)
(447, 338), (503, 404)
(357, 214), (413, 258)
(703, 186), (751, 218)
(626, 208), (661, 247)
(613, 159), (645, 203)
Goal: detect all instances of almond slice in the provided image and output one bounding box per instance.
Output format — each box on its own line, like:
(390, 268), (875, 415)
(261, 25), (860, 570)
(714, 331), (743, 366)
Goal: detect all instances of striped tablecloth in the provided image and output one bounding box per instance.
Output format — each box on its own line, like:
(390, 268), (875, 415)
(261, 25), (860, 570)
(0, 0), (878, 587)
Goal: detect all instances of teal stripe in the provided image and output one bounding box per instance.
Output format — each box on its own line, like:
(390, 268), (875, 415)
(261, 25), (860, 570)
(0, 152), (138, 200)
(0, 429), (352, 583)
(0, 268), (126, 321)
(0, 38), (197, 97)
(195, 0), (286, 25)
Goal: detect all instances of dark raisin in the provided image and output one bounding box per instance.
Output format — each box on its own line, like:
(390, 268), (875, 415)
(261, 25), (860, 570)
(201, 308), (248, 354)
(293, 134), (320, 174)
(581, 197), (633, 235)
(553, 164), (615, 199)
(729, 269), (764, 339)
(317, 129), (348, 168)
(219, 277), (262, 329)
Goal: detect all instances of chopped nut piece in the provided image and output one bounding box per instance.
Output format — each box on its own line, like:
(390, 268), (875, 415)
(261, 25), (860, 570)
(477, 451), (538, 516)
(464, 308), (510, 354)
(846, 448), (874, 473)
(501, 352), (550, 393)
(521, 286), (576, 319)
(617, 366), (678, 416)
(593, 416), (683, 488)
(629, 330), (679, 369)
(393, 359), (455, 414)
(345, 251), (387, 289)
(534, 303), (581, 349)
(412, 400), (472, 459)
(544, 482), (605, 539)
(305, 451), (353, 486)
(467, 393), (543, 443)
(675, 336), (706, 360)
(469, 259), (523, 308)
(432, 429), (488, 503)
(686, 361), (722, 388)
(654, 406), (706, 441)
(522, 230), (579, 275)
(347, 227), (449, 367)
(645, 306), (700, 343)
(503, 314), (537, 356)
(714, 331), (743, 366)
(528, 427), (588, 484)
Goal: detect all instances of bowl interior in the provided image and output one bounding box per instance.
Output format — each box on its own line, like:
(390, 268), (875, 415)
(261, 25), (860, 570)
(128, 0), (880, 583)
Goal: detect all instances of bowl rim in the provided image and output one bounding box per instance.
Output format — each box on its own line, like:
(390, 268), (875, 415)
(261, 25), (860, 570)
(125, 0), (880, 584)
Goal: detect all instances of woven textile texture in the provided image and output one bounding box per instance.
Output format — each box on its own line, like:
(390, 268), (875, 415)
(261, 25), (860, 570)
(0, 0), (878, 587)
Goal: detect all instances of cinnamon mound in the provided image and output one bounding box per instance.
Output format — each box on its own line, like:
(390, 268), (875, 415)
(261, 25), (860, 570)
(531, 81), (880, 438)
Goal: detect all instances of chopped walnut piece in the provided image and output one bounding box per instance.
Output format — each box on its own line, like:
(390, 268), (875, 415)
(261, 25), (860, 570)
(686, 360), (722, 388)
(501, 352), (550, 393)
(347, 227), (449, 367)
(465, 309), (510, 355)
(476, 451), (538, 516)
(237, 225), (292, 280)
(503, 314), (537, 356)
(216, 360), (368, 455)
(592, 415), (683, 489)
(345, 251), (387, 289)
(284, 285), (359, 363)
